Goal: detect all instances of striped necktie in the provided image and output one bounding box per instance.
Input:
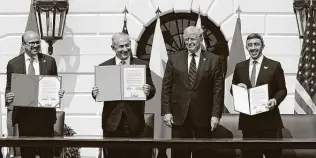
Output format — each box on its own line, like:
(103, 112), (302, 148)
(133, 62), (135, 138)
(188, 53), (197, 88)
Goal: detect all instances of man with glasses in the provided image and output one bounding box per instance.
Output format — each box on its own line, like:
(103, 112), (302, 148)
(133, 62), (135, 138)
(161, 26), (224, 158)
(5, 31), (65, 158)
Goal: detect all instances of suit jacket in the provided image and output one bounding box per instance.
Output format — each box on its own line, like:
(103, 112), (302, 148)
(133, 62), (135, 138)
(231, 56), (287, 130)
(5, 53), (58, 127)
(161, 49), (224, 127)
(96, 57), (156, 133)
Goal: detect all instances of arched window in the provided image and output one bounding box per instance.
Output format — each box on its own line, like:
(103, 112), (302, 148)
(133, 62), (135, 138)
(136, 12), (229, 75)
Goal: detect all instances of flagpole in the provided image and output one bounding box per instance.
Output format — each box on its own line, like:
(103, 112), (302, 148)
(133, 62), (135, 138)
(236, 5), (242, 19)
(122, 6), (128, 22)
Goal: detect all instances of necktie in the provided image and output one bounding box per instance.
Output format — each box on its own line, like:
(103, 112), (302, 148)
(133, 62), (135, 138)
(250, 60), (258, 87)
(188, 53), (197, 88)
(120, 60), (126, 65)
(28, 57), (35, 75)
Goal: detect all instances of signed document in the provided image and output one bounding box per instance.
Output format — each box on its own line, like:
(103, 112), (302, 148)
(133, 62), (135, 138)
(95, 65), (146, 101)
(123, 66), (146, 100)
(11, 73), (61, 108)
(38, 76), (61, 108)
(232, 84), (269, 115)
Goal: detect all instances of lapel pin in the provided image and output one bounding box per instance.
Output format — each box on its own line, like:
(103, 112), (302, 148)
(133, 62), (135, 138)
(203, 58), (206, 60)
(264, 66), (268, 69)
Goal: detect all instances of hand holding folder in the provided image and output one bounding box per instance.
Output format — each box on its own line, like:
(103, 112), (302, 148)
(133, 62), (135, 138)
(11, 73), (62, 108)
(94, 65), (146, 101)
(232, 84), (269, 115)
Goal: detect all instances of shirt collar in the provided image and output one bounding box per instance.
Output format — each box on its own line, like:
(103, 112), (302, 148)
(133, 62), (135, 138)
(115, 56), (131, 65)
(188, 47), (201, 57)
(250, 54), (264, 65)
(24, 52), (38, 62)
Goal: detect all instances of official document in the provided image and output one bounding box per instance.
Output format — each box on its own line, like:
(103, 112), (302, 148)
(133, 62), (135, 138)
(38, 76), (61, 108)
(123, 66), (146, 100)
(95, 65), (146, 101)
(11, 73), (62, 108)
(232, 84), (269, 115)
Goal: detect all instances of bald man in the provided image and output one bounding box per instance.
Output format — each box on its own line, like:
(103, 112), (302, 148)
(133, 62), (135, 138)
(92, 32), (156, 158)
(5, 31), (65, 158)
(161, 26), (224, 158)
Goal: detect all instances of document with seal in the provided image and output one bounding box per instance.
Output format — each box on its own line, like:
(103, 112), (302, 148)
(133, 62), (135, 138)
(11, 73), (62, 108)
(232, 84), (269, 115)
(38, 76), (61, 108)
(122, 66), (146, 100)
(95, 65), (146, 101)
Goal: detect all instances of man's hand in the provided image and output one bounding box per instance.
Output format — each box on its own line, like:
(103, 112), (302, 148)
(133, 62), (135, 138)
(237, 83), (247, 89)
(266, 98), (277, 110)
(5, 92), (14, 105)
(163, 113), (174, 127)
(210, 117), (220, 131)
(92, 86), (99, 98)
(142, 84), (151, 96)
(58, 89), (65, 98)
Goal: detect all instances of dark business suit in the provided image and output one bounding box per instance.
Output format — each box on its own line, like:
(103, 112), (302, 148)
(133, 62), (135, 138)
(6, 53), (57, 158)
(94, 57), (155, 158)
(232, 56), (287, 158)
(161, 49), (224, 158)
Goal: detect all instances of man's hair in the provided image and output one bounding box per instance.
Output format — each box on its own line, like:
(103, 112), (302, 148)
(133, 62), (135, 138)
(21, 31), (40, 44)
(183, 26), (203, 39)
(111, 32), (130, 46)
(246, 33), (265, 46)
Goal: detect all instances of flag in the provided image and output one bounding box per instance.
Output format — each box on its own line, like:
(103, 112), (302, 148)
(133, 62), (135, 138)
(20, 4), (40, 54)
(122, 6), (129, 35)
(145, 14), (170, 157)
(294, 5), (316, 114)
(224, 16), (246, 113)
(147, 14), (169, 138)
(195, 13), (206, 48)
(122, 19), (129, 35)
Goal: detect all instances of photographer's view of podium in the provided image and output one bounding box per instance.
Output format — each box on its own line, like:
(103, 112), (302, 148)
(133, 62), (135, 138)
(12, 111), (65, 158)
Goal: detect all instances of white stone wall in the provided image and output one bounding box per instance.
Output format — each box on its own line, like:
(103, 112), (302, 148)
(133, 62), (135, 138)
(0, 0), (299, 157)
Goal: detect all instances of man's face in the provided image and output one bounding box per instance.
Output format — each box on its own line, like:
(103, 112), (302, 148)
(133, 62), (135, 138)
(246, 38), (264, 60)
(112, 35), (131, 60)
(183, 30), (202, 53)
(23, 32), (41, 56)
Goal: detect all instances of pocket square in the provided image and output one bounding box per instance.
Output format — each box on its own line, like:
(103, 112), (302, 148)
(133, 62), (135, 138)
(264, 66), (268, 69)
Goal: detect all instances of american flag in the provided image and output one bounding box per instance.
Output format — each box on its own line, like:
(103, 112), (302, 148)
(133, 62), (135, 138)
(295, 5), (316, 114)
(122, 19), (129, 35)
(122, 6), (129, 35)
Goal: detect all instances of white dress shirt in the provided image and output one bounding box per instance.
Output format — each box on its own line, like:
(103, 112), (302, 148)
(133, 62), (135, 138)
(248, 55), (264, 85)
(24, 53), (40, 75)
(115, 56), (131, 65)
(188, 48), (201, 72)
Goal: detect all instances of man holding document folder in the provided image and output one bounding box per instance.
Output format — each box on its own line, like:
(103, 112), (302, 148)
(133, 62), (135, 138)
(231, 33), (287, 158)
(5, 31), (65, 158)
(92, 32), (156, 158)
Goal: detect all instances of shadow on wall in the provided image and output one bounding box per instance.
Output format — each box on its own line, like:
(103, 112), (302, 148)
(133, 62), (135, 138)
(53, 26), (80, 109)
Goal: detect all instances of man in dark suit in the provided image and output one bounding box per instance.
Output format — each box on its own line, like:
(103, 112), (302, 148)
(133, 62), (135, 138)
(161, 26), (224, 158)
(92, 32), (156, 158)
(5, 31), (65, 158)
(232, 33), (287, 158)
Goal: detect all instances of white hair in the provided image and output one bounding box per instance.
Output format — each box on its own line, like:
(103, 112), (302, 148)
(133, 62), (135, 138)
(183, 26), (203, 39)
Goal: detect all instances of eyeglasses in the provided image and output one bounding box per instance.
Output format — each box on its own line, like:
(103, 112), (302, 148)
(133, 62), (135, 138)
(25, 41), (41, 46)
